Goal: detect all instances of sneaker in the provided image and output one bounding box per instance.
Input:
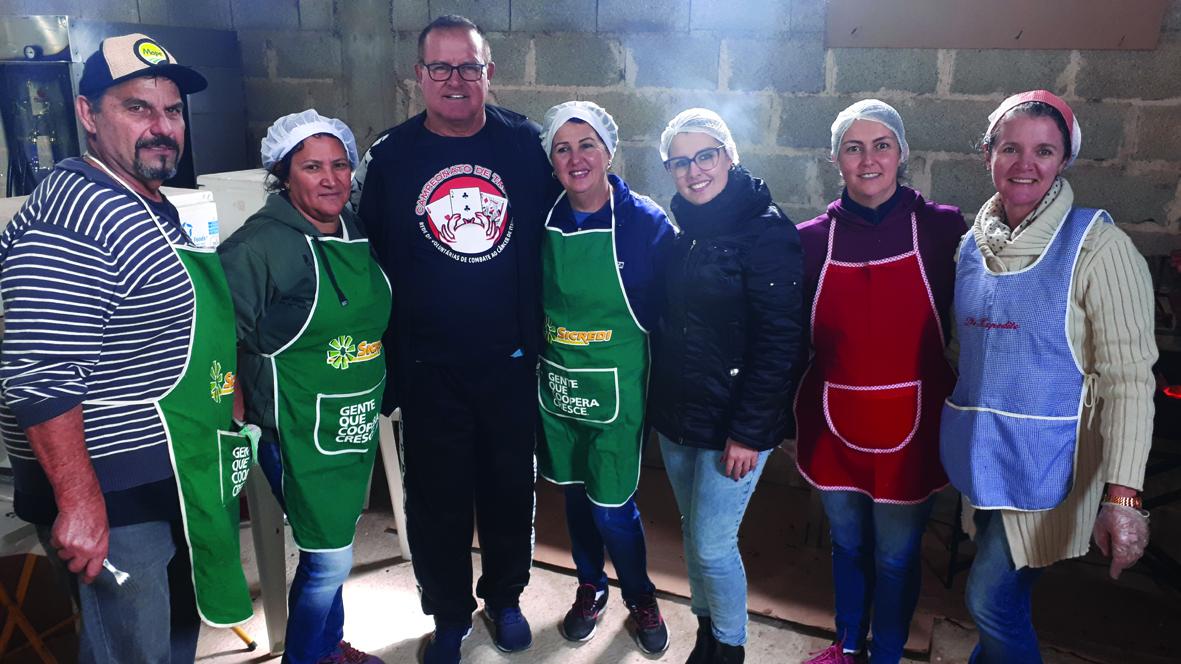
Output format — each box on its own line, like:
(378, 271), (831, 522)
(482, 604), (533, 652)
(625, 594), (669, 655)
(420, 622), (472, 664)
(803, 641), (860, 664)
(560, 583), (608, 642)
(318, 640), (384, 664)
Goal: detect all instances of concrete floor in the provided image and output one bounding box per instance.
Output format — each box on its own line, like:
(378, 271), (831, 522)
(194, 512), (1094, 664)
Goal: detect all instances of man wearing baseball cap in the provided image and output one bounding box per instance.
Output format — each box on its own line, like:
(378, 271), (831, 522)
(0, 33), (255, 662)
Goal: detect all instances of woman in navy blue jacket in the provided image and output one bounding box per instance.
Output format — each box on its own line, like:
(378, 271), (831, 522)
(535, 101), (678, 656)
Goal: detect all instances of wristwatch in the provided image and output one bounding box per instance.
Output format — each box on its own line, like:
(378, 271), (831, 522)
(1102, 494), (1143, 509)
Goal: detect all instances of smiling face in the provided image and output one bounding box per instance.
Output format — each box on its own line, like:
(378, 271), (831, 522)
(835, 119), (901, 209)
(988, 113), (1068, 226)
(668, 131), (731, 206)
(76, 75), (185, 199)
(284, 135), (352, 227)
(416, 27), (493, 137)
(550, 120), (611, 211)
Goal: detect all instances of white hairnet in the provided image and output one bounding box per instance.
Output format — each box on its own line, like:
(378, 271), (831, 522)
(261, 109), (359, 170)
(830, 99), (909, 163)
(659, 108), (739, 164)
(540, 101), (619, 161)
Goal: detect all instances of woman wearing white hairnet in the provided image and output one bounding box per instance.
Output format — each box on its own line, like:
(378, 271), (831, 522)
(795, 100), (965, 664)
(648, 108), (803, 664)
(536, 101), (677, 655)
(218, 110), (388, 664)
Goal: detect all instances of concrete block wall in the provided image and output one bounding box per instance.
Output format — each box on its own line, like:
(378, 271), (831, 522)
(3, 0), (1179, 252)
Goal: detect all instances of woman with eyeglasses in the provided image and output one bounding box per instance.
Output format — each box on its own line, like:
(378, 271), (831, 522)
(795, 100), (965, 664)
(648, 108), (803, 664)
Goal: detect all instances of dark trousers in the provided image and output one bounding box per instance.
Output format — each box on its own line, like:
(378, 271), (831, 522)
(564, 484), (656, 604)
(37, 520), (200, 664)
(399, 357), (537, 624)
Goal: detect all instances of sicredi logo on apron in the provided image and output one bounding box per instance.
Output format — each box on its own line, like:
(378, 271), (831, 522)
(209, 360), (235, 402)
(325, 335), (382, 369)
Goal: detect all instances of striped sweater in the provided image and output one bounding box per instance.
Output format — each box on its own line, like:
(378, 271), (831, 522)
(955, 179), (1157, 568)
(0, 158), (194, 522)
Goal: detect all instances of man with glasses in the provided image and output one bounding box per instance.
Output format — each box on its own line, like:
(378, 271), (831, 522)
(353, 14), (557, 664)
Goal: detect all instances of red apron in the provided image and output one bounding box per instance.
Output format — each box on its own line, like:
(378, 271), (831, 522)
(794, 213), (952, 503)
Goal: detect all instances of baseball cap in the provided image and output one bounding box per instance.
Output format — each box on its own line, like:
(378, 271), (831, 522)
(78, 33), (208, 98)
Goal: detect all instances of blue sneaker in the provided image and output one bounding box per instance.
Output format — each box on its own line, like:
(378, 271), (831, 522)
(481, 604), (532, 652)
(420, 621), (472, 664)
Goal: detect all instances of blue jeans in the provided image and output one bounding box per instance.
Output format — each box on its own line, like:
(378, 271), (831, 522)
(259, 439), (352, 663)
(819, 490), (935, 663)
(965, 509), (1044, 664)
(564, 484), (656, 604)
(37, 520), (200, 664)
(659, 434), (770, 646)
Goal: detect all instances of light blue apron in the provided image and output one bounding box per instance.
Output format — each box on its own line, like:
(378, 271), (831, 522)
(940, 207), (1108, 511)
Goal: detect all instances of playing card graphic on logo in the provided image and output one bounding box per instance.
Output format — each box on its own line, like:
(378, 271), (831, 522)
(420, 171), (510, 256)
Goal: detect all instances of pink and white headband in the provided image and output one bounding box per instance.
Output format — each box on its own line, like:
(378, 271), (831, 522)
(986, 90), (1082, 167)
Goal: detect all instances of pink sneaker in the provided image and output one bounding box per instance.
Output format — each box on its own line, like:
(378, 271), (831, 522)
(317, 640), (385, 664)
(803, 641), (860, 664)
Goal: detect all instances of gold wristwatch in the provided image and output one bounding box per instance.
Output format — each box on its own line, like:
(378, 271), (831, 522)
(1102, 494), (1143, 509)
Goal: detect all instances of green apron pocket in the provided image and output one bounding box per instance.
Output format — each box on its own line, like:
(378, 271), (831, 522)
(217, 430), (255, 506)
(539, 357), (620, 424)
(314, 382), (383, 455)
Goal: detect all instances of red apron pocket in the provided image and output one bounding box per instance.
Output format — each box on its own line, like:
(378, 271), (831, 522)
(824, 380), (921, 453)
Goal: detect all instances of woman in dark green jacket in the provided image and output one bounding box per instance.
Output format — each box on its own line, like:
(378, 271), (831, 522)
(218, 110), (390, 664)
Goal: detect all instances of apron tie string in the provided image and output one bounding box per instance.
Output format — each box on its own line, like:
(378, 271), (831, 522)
(1083, 373), (1099, 428)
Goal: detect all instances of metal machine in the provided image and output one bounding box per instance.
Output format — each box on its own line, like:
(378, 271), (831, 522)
(0, 15), (250, 196)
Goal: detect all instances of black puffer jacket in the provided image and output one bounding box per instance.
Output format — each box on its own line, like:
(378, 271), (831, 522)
(649, 166), (804, 451)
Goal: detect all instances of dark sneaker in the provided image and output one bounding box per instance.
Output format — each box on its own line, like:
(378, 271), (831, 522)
(626, 594), (669, 655)
(420, 622), (472, 664)
(560, 583), (608, 642)
(482, 604), (533, 652)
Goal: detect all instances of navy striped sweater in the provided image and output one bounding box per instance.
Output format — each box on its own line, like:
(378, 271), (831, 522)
(0, 158), (194, 524)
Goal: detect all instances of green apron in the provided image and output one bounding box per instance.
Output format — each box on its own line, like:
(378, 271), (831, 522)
(538, 191), (649, 507)
(87, 157), (256, 627)
(267, 231), (391, 551)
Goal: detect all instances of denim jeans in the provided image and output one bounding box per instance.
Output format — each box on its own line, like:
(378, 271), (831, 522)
(819, 490), (935, 663)
(563, 484), (656, 604)
(659, 434), (770, 646)
(965, 509), (1044, 664)
(259, 439), (353, 664)
(37, 520), (200, 664)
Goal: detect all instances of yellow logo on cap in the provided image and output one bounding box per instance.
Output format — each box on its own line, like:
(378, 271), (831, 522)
(137, 41), (167, 65)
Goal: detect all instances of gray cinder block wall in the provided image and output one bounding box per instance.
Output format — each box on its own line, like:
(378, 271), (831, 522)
(3, 0), (1179, 252)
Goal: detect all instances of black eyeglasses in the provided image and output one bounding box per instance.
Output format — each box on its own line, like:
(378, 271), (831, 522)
(663, 146), (726, 177)
(420, 61), (487, 82)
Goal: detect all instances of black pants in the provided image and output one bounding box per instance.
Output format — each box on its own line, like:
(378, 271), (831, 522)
(399, 357), (537, 623)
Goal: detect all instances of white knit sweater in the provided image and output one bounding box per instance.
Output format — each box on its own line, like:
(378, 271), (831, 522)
(955, 179), (1157, 569)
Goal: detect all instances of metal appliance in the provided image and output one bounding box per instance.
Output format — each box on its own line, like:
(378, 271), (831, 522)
(0, 15), (250, 196)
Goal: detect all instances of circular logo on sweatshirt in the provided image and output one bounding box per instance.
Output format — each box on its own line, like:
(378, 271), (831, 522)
(415, 164), (511, 262)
